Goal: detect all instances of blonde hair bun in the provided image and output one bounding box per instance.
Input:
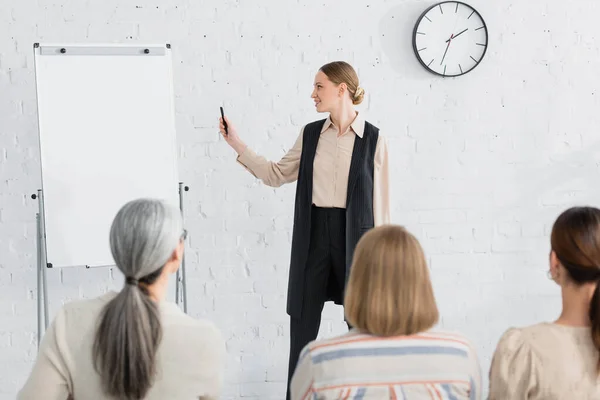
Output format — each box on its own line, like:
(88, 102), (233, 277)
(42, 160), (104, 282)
(353, 86), (365, 105)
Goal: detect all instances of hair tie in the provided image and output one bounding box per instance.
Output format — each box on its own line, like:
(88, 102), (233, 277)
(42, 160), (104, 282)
(557, 255), (600, 282)
(125, 276), (139, 286)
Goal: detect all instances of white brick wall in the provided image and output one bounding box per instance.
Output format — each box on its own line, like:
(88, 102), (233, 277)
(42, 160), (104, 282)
(1, 0), (600, 398)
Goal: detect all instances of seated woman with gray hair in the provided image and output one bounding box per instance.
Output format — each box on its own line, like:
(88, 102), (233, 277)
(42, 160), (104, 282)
(18, 198), (224, 400)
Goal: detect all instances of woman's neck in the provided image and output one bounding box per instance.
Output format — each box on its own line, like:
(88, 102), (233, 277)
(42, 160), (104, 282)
(144, 273), (169, 303)
(555, 283), (596, 327)
(329, 106), (358, 137)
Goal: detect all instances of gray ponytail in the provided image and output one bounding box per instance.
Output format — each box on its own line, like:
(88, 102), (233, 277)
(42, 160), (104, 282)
(93, 199), (183, 399)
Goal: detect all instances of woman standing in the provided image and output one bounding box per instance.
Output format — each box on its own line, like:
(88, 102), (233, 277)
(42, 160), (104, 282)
(219, 61), (390, 399)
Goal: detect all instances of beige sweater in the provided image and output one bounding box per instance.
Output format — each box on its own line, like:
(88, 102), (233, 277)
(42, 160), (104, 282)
(489, 322), (600, 400)
(17, 291), (225, 400)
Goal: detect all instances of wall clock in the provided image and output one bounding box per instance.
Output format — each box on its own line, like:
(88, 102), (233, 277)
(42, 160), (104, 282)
(412, 1), (488, 77)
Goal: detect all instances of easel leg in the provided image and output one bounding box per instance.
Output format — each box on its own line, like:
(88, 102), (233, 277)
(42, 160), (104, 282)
(178, 182), (189, 313)
(36, 213), (43, 349)
(42, 258), (49, 329)
(181, 249), (188, 313)
(38, 189), (50, 330)
(175, 263), (181, 306)
(35, 189), (50, 350)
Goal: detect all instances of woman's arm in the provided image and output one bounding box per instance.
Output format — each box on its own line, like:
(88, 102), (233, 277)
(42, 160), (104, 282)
(489, 328), (538, 399)
(220, 116), (303, 187)
(17, 308), (71, 400)
(373, 134), (390, 226)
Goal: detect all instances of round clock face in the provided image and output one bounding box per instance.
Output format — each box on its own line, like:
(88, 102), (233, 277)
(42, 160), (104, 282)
(413, 1), (488, 77)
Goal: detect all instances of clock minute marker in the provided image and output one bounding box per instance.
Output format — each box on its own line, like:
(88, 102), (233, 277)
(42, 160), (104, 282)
(468, 10), (475, 19)
(425, 16), (432, 22)
(439, 4), (443, 14)
(459, 64), (463, 74)
(470, 55), (479, 63)
(475, 26), (485, 31)
(455, 2), (459, 13)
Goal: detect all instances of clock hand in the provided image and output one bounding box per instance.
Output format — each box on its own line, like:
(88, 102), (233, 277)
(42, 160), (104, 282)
(446, 28), (468, 42)
(440, 34), (453, 65)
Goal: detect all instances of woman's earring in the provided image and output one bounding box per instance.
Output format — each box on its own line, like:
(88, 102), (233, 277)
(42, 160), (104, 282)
(547, 270), (555, 281)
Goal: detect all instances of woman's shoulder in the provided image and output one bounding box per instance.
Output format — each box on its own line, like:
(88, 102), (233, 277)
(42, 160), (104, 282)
(158, 303), (225, 364)
(301, 118), (329, 133)
(302, 330), (365, 355)
(494, 326), (528, 350)
(363, 120), (380, 130)
(491, 324), (553, 363)
(498, 322), (573, 343)
(39, 292), (120, 343)
(58, 291), (118, 320)
(161, 302), (222, 337)
(419, 329), (480, 354)
(504, 322), (592, 351)
(419, 329), (474, 343)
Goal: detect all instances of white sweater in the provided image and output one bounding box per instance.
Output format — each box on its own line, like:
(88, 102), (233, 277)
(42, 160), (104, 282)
(17, 291), (225, 400)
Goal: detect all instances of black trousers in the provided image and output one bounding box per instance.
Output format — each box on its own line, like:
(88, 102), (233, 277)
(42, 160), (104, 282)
(286, 206), (349, 400)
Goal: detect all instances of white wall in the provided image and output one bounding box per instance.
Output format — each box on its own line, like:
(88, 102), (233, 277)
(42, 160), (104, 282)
(1, 0), (599, 398)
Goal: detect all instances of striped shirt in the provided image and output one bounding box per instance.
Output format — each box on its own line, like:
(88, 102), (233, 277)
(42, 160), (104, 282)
(290, 329), (481, 400)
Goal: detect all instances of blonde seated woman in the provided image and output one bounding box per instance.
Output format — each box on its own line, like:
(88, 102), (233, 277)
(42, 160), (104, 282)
(290, 225), (482, 399)
(17, 198), (225, 400)
(489, 206), (600, 399)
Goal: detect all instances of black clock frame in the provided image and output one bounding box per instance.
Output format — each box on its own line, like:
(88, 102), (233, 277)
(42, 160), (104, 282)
(412, 1), (488, 77)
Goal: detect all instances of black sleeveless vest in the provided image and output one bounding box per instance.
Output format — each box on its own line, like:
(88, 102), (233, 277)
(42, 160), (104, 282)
(286, 118), (380, 317)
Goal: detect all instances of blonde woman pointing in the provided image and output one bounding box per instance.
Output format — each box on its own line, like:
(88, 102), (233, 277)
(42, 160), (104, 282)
(220, 61), (390, 399)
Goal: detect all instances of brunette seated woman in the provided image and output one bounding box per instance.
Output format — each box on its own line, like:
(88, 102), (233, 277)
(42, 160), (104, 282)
(489, 206), (600, 399)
